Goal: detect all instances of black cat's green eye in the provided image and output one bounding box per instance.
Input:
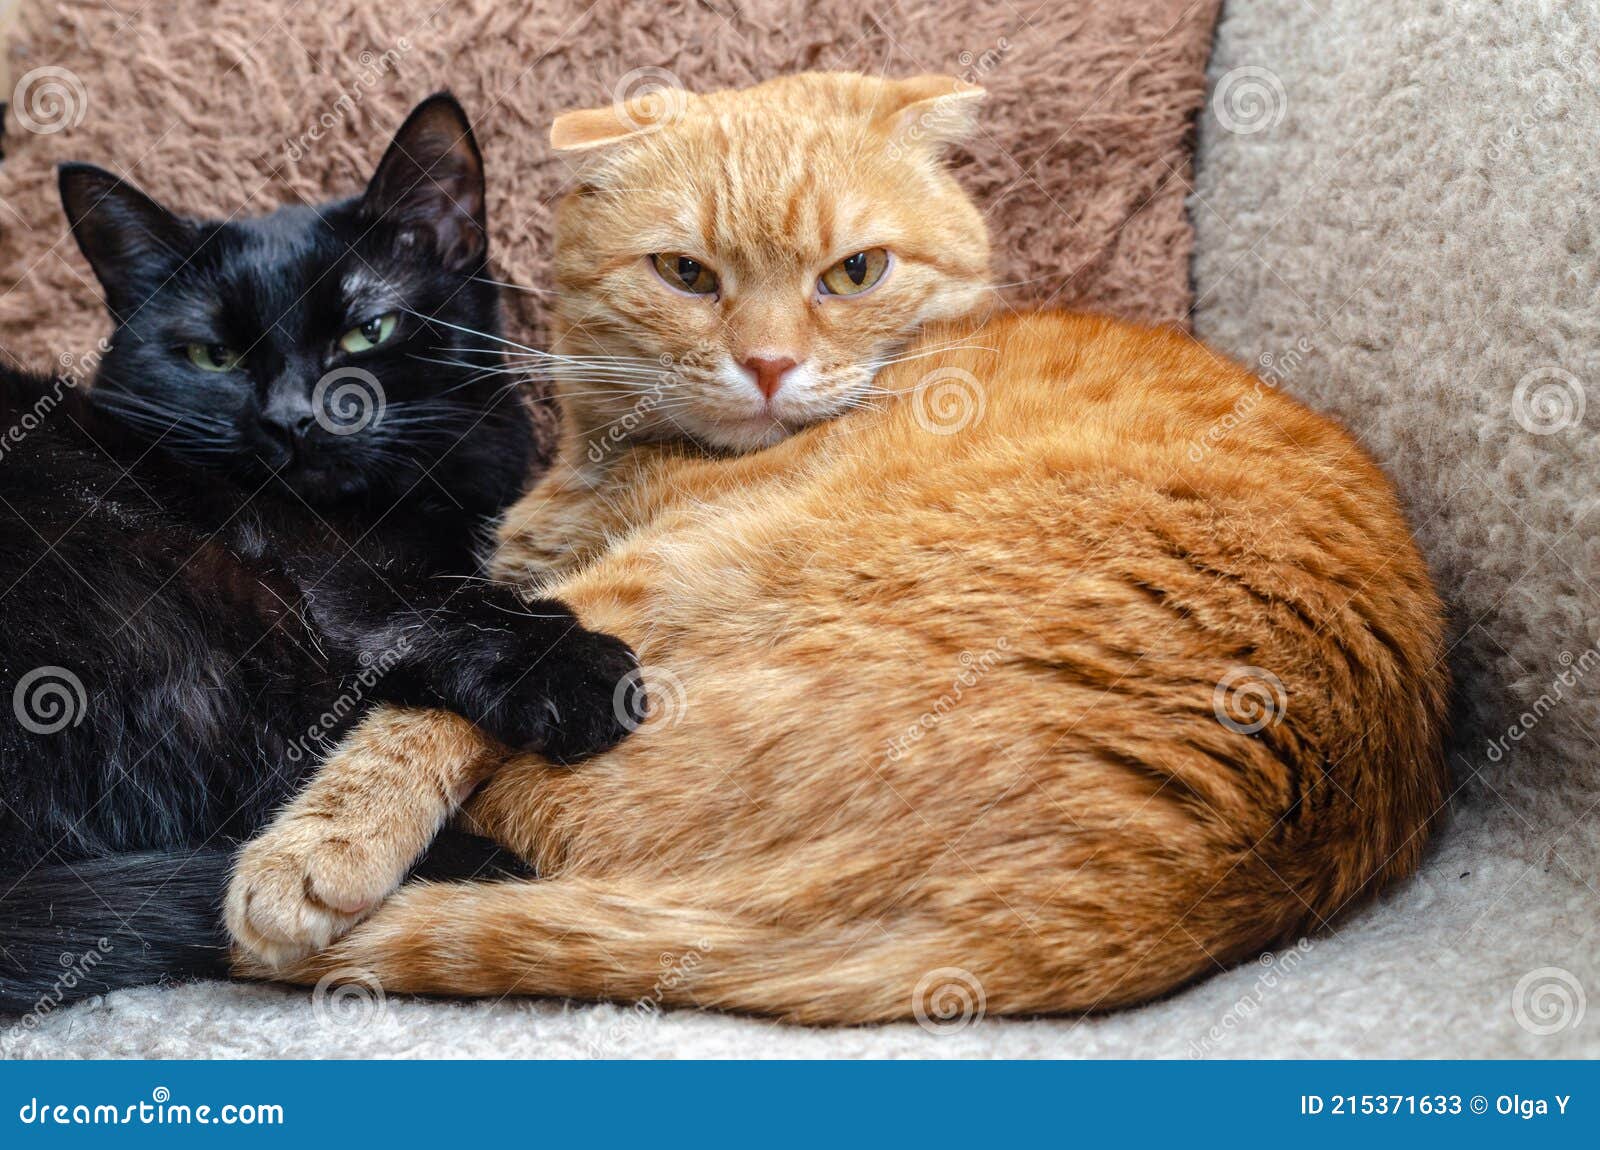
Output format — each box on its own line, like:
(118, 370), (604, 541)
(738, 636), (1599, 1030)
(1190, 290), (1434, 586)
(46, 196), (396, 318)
(186, 343), (242, 372)
(338, 313), (399, 354)
(650, 253), (720, 296)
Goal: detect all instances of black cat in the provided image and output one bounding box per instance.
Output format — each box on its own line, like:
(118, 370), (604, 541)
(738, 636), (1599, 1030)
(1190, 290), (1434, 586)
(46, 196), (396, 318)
(0, 94), (633, 1013)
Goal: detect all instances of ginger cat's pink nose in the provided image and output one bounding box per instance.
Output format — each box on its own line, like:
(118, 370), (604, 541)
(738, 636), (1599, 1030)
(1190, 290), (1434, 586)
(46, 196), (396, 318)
(742, 356), (799, 399)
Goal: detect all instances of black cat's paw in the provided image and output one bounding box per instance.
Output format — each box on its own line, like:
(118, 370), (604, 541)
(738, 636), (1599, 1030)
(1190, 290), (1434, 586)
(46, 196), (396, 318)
(469, 623), (641, 764)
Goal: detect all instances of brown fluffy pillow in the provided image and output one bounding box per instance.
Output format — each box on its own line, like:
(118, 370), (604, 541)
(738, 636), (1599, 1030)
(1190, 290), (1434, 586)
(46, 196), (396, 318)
(0, 0), (1220, 452)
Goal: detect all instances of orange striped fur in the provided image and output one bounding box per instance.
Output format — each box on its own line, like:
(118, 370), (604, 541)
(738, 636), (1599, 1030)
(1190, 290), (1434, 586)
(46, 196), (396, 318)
(227, 74), (1449, 1023)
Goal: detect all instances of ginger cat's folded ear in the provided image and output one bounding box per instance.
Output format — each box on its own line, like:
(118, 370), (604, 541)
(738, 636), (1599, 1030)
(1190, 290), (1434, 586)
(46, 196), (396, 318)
(550, 87), (698, 151)
(876, 73), (986, 150)
(548, 72), (983, 153)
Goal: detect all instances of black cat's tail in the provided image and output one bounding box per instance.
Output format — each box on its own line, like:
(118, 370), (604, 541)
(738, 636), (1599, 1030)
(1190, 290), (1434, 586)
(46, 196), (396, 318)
(0, 849), (231, 1015)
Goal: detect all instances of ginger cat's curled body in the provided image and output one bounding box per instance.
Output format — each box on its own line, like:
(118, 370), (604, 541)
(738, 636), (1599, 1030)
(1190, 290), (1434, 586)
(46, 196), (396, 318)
(228, 73), (1449, 1022)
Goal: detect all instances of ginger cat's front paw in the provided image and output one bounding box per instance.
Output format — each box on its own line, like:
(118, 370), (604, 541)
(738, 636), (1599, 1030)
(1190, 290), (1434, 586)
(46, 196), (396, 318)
(226, 828), (406, 969)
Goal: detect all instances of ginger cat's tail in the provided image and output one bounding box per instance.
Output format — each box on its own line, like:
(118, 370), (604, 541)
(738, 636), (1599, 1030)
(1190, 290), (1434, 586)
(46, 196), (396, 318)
(250, 877), (924, 1023)
(244, 865), (1260, 1024)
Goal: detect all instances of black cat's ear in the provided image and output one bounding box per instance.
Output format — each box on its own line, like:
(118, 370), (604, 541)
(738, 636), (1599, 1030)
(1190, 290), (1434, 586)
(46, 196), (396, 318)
(361, 93), (487, 270)
(59, 163), (195, 313)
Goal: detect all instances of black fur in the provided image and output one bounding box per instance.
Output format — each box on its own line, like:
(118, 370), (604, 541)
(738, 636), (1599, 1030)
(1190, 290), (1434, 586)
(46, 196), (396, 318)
(0, 94), (633, 1014)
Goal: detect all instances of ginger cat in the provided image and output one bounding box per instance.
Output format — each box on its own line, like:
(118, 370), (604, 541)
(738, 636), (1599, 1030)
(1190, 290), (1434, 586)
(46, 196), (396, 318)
(226, 72), (1450, 1023)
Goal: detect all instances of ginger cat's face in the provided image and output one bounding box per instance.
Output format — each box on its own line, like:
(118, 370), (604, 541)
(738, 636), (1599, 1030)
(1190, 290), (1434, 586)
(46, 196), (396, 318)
(549, 72), (993, 452)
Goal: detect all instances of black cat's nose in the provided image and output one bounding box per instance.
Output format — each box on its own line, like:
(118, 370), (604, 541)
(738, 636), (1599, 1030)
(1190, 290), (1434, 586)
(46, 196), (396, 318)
(257, 391), (320, 471)
(260, 387), (319, 455)
(260, 412), (315, 448)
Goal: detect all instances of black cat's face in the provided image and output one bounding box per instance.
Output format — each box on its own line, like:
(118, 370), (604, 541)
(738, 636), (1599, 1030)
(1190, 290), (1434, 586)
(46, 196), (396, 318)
(60, 94), (528, 511)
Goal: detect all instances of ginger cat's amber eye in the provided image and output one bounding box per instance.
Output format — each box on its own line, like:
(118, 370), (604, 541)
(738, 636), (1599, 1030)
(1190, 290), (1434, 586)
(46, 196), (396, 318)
(651, 253), (720, 296)
(819, 248), (890, 296)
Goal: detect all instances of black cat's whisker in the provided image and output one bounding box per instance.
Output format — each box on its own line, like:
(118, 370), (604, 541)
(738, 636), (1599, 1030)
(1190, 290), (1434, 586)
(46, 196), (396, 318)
(497, 348), (661, 364)
(470, 275), (554, 296)
(464, 354), (665, 378)
(428, 374), (526, 400)
(404, 312), (557, 359)
(408, 354), (559, 380)
(405, 364), (531, 394)
(420, 328), (662, 369)
(481, 602), (569, 620)
(407, 355), (544, 380)
(93, 389), (234, 429)
(427, 573), (524, 587)
(90, 399), (237, 454)
(411, 358), (662, 394)
(501, 356), (664, 375)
